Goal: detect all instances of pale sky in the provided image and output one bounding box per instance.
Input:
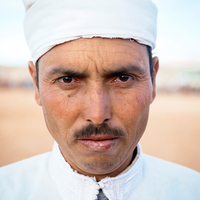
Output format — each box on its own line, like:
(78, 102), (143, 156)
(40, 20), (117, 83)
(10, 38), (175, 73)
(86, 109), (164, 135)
(0, 0), (200, 67)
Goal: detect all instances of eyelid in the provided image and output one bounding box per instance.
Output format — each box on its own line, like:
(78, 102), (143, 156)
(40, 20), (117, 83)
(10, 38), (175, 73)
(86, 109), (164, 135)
(58, 75), (72, 79)
(113, 74), (136, 81)
(57, 76), (75, 83)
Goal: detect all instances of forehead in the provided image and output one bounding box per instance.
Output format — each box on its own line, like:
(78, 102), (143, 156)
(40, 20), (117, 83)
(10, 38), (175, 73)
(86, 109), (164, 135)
(39, 38), (149, 71)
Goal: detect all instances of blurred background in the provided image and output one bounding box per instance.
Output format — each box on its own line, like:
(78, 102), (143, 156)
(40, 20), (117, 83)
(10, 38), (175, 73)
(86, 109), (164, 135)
(0, 0), (200, 172)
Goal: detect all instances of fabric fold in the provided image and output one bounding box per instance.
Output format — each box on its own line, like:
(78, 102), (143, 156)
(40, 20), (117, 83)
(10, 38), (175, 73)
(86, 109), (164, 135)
(23, 0), (157, 64)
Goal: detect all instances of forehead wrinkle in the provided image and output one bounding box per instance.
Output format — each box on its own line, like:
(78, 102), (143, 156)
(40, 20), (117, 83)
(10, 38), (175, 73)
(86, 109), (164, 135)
(59, 49), (144, 58)
(42, 42), (147, 66)
(40, 38), (149, 77)
(81, 48), (108, 77)
(55, 39), (146, 55)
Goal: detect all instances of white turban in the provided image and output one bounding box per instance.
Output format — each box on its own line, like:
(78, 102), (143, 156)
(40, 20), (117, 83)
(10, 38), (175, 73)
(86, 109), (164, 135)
(23, 0), (158, 64)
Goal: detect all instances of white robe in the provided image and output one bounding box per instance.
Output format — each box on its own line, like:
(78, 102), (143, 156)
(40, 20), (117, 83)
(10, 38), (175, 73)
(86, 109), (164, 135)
(0, 142), (200, 200)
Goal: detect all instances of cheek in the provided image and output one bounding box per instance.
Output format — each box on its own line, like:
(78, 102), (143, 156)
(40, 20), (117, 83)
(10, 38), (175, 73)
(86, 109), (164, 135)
(40, 87), (80, 139)
(116, 90), (150, 116)
(113, 85), (152, 133)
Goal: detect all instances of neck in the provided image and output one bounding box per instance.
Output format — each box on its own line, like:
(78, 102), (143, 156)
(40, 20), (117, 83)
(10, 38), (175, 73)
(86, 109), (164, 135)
(62, 147), (138, 182)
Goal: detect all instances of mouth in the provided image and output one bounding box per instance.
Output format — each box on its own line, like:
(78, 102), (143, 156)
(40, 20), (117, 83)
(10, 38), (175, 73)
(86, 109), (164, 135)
(76, 135), (119, 151)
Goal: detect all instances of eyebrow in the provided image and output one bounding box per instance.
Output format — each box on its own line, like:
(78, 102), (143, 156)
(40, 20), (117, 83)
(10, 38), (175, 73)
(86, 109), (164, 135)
(102, 65), (144, 78)
(47, 65), (144, 78)
(48, 67), (88, 78)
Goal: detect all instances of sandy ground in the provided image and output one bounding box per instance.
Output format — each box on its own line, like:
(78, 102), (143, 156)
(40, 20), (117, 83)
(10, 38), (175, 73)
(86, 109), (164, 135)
(0, 89), (200, 173)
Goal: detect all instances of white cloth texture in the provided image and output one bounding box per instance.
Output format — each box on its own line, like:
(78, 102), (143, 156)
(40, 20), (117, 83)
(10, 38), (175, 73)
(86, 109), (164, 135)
(48, 142), (142, 199)
(22, 0), (158, 64)
(1, 142), (200, 200)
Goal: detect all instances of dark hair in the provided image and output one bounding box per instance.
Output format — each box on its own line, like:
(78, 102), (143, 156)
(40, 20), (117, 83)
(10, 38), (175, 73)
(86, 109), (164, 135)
(147, 45), (154, 83)
(36, 60), (39, 89)
(35, 45), (154, 88)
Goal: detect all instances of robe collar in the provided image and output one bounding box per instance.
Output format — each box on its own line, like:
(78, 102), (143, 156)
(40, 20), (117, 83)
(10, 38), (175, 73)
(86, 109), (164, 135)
(49, 142), (143, 200)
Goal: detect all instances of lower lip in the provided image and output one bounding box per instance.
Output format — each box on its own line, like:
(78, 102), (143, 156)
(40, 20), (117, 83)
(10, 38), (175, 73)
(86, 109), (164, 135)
(77, 139), (118, 151)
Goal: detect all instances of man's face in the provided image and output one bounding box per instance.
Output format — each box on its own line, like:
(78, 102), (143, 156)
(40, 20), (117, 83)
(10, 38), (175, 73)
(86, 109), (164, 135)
(29, 38), (158, 180)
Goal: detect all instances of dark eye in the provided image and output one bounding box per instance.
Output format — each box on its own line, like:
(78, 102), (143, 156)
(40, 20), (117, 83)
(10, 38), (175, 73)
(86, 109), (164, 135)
(60, 76), (73, 83)
(118, 75), (131, 82)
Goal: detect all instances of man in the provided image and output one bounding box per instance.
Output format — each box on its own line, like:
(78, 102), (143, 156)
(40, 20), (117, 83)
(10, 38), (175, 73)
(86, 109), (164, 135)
(0, 0), (200, 199)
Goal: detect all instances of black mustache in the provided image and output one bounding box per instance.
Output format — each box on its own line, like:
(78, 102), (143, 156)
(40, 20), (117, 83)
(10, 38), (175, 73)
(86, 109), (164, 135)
(74, 123), (126, 139)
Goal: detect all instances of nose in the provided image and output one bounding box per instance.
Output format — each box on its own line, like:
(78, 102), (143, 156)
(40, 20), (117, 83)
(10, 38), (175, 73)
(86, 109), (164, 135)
(83, 85), (111, 125)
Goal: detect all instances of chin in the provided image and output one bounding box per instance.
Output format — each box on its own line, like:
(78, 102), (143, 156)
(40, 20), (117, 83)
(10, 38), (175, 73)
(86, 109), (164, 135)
(81, 157), (119, 175)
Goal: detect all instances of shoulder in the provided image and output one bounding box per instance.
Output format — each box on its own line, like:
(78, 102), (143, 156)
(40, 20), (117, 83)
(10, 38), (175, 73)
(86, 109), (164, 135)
(0, 152), (52, 199)
(0, 152), (51, 176)
(143, 154), (200, 181)
(135, 154), (200, 199)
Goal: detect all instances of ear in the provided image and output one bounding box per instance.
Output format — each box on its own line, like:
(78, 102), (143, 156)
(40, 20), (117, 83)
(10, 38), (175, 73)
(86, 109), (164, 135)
(28, 61), (42, 106)
(151, 56), (159, 103)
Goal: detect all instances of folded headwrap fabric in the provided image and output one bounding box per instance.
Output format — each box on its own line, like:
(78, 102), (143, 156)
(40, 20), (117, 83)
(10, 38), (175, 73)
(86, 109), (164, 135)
(23, 0), (158, 64)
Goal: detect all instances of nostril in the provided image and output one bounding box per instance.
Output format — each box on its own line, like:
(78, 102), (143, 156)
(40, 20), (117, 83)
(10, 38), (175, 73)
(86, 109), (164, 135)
(103, 118), (109, 122)
(86, 117), (110, 125)
(85, 109), (111, 125)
